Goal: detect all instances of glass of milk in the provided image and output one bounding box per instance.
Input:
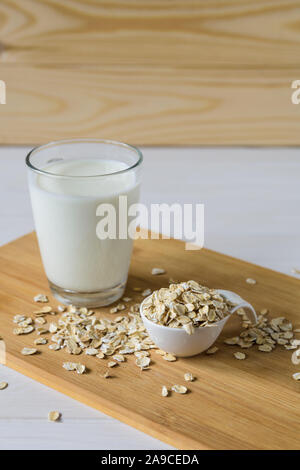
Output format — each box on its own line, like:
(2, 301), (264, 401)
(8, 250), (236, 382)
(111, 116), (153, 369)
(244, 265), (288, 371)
(26, 139), (142, 307)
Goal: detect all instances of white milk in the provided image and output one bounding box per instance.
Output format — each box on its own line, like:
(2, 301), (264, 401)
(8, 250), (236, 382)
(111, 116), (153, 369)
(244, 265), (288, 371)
(28, 159), (139, 293)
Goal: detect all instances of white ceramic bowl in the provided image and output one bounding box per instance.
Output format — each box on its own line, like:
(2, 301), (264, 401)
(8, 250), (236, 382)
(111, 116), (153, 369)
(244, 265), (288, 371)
(140, 289), (257, 357)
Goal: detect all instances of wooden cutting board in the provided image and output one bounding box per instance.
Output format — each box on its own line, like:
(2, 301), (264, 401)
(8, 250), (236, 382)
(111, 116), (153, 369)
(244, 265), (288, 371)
(1, 232), (300, 450)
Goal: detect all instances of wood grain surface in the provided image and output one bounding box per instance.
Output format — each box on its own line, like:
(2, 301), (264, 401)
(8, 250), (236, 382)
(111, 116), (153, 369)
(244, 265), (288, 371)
(1, 232), (300, 450)
(0, 0), (299, 67)
(1, 65), (299, 145)
(0, 1), (299, 145)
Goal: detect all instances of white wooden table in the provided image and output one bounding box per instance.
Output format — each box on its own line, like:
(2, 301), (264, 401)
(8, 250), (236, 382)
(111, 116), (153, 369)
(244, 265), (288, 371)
(1, 146), (299, 449)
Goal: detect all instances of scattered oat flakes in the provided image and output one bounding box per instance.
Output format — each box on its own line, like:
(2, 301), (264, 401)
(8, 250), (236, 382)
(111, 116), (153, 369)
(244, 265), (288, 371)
(135, 351), (149, 358)
(65, 339), (81, 355)
(34, 306), (52, 315)
(184, 373), (194, 382)
(68, 305), (77, 314)
(114, 316), (124, 323)
(57, 305), (66, 313)
(108, 361), (117, 368)
(258, 344), (273, 352)
(224, 337), (239, 345)
(142, 288), (152, 297)
(122, 297), (132, 302)
(18, 318), (33, 327)
(34, 337), (47, 345)
(171, 385), (187, 394)
(113, 354), (125, 362)
(162, 353), (177, 362)
(49, 343), (60, 351)
(35, 317), (46, 325)
(155, 349), (166, 356)
(0, 382), (8, 390)
(234, 352), (246, 360)
(224, 311), (296, 356)
(79, 307), (88, 315)
(152, 268), (166, 276)
(136, 356), (150, 370)
(49, 322), (57, 333)
(96, 352), (105, 359)
(102, 370), (110, 378)
(85, 348), (98, 356)
(246, 278), (256, 285)
(13, 315), (26, 324)
(34, 294), (48, 303)
(21, 347), (37, 355)
(161, 386), (168, 397)
(36, 327), (48, 335)
(260, 308), (268, 315)
(206, 346), (218, 355)
(76, 363), (86, 374)
(63, 362), (86, 374)
(48, 411), (61, 422)
(292, 372), (300, 381)
(110, 303), (126, 314)
(291, 350), (300, 365)
(13, 325), (34, 335)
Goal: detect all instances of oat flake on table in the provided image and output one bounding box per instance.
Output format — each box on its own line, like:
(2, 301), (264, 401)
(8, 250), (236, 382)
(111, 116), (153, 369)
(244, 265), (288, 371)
(136, 356), (151, 370)
(172, 385), (187, 394)
(108, 361), (117, 368)
(48, 411), (61, 422)
(21, 347), (37, 355)
(206, 346), (218, 355)
(234, 352), (246, 360)
(151, 268), (166, 275)
(63, 362), (86, 374)
(34, 294), (49, 303)
(184, 373), (194, 382)
(162, 353), (177, 362)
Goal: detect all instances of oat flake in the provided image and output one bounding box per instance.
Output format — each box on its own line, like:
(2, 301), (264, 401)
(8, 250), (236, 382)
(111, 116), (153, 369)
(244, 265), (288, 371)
(172, 385), (187, 394)
(21, 347), (37, 355)
(48, 411), (61, 422)
(234, 352), (246, 360)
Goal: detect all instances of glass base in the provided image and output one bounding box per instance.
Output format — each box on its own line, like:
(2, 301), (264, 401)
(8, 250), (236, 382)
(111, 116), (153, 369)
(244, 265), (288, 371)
(49, 280), (126, 308)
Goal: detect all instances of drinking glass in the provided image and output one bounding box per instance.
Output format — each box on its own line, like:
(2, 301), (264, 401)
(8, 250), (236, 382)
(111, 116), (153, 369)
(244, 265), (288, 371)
(26, 139), (142, 307)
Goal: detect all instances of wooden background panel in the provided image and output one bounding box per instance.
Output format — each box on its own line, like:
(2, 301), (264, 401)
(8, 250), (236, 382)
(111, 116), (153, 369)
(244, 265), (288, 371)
(0, 0), (300, 67)
(0, 66), (299, 145)
(0, 0), (299, 145)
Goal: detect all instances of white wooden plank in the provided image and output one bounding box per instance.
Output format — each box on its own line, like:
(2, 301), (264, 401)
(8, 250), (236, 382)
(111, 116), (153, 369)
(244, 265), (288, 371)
(0, 420), (172, 450)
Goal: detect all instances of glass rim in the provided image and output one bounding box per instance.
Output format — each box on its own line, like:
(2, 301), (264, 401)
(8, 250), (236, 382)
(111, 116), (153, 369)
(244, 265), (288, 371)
(25, 138), (143, 179)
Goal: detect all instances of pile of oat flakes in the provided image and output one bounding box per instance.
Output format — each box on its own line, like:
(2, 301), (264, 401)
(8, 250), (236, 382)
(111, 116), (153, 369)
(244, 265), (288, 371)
(142, 280), (234, 333)
(7, 277), (300, 409)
